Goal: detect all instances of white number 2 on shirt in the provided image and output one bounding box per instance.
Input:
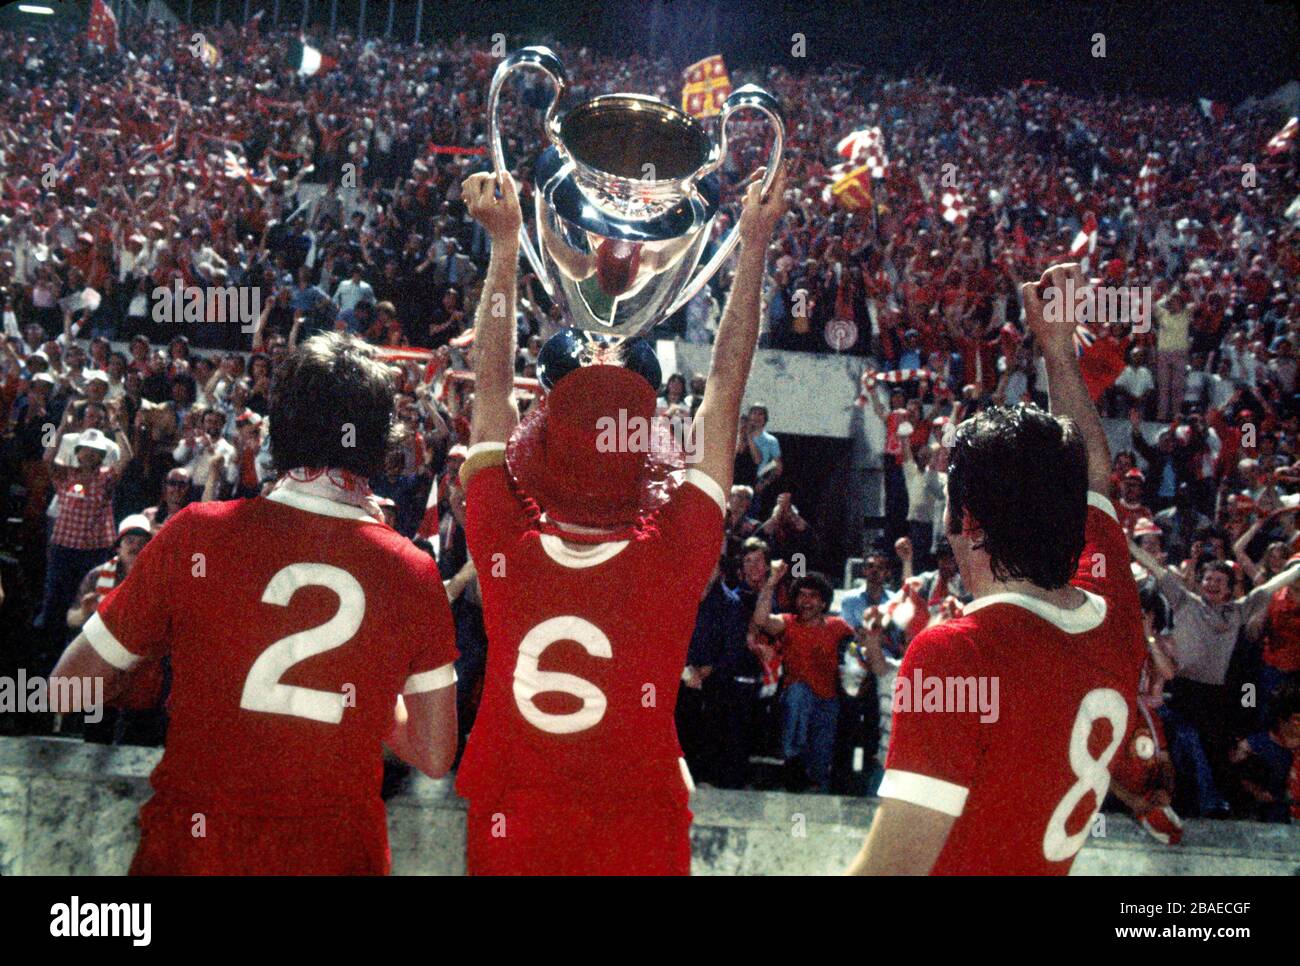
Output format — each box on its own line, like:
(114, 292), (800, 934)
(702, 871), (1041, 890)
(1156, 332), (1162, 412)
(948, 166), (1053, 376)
(1042, 688), (1128, 862)
(239, 563), (365, 724)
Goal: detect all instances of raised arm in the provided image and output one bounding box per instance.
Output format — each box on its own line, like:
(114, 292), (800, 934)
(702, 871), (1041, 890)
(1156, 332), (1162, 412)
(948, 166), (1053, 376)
(693, 166), (787, 494)
(461, 172), (523, 446)
(751, 558), (788, 637)
(1021, 263), (1110, 494)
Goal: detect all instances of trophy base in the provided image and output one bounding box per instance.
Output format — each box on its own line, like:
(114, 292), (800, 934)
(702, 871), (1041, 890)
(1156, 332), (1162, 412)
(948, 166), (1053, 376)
(536, 328), (663, 394)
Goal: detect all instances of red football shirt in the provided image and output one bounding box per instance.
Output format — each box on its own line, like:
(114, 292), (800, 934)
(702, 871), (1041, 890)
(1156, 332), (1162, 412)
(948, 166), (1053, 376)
(85, 489), (457, 809)
(779, 615), (855, 700)
(458, 445), (724, 805)
(879, 493), (1146, 875)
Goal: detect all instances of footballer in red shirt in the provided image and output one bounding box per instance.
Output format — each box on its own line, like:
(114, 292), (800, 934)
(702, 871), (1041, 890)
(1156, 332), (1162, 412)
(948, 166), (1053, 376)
(51, 334), (459, 875)
(456, 164), (787, 874)
(848, 263), (1148, 875)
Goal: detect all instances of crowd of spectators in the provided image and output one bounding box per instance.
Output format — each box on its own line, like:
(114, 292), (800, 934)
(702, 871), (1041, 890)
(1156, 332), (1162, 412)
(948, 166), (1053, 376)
(0, 15), (1297, 826)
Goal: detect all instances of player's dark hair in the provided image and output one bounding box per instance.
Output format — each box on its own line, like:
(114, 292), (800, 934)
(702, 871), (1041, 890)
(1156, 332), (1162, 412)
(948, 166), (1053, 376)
(946, 404), (1087, 590)
(792, 572), (833, 609)
(270, 332), (396, 480)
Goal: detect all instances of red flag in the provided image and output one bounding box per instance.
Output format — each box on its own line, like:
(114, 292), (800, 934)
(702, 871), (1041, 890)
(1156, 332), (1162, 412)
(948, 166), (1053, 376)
(87, 0), (119, 54)
(1074, 325), (1125, 401)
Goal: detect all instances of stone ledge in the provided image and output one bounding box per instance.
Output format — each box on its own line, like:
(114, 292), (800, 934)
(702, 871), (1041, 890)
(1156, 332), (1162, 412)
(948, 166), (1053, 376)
(2, 736), (1297, 875)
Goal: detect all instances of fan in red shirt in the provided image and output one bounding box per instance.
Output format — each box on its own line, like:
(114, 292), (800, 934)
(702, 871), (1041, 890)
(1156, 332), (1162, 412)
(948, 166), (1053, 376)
(1115, 468), (1152, 534)
(456, 165), (787, 875)
(51, 334), (459, 875)
(752, 568), (877, 790)
(848, 263), (1147, 876)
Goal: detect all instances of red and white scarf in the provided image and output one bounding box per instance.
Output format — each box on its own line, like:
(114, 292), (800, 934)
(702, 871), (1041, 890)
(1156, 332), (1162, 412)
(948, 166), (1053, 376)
(272, 467), (387, 524)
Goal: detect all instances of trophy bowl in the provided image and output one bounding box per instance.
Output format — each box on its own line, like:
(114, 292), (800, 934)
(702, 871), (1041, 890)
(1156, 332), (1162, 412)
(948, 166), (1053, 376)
(488, 46), (784, 354)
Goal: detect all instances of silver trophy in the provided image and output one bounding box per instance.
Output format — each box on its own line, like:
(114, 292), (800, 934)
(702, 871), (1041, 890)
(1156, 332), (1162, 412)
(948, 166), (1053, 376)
(488, 47), (784, 384)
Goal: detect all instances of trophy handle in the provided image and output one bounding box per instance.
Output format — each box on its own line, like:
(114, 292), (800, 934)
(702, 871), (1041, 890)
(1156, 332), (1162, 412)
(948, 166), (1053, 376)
(665, 85), (785, 317)
(487, 46), (566, 295)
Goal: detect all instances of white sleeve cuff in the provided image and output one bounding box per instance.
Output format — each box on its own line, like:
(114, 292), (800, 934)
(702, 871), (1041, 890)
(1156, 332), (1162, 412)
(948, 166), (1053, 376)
(83, 611), (142, 671)
(403, 662), (457, 695)
(877, 768), (969, 817)
(683, 469), (726, 513)
(465, 441), (506, 459)
(1087, 491), (1118, 522)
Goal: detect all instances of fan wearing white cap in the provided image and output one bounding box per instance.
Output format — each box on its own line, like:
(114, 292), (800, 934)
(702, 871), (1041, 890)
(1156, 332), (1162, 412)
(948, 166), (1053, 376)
(68, 515), (154, 631)
(47, 398), (122, 471)
(33, 405), (133, 633)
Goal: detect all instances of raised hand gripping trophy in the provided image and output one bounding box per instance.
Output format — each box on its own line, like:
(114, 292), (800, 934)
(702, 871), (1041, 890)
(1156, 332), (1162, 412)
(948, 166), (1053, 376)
(488, 46), (784, 389)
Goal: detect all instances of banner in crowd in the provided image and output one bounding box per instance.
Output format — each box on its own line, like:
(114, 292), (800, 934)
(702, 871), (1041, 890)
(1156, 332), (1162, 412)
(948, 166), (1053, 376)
(836, 127), (888, 178)
(291, 39), (338, 77)
(87, 0), (119, 54)
(939, 191), (969, 225)
(827, 164), (873, 210)
(681, 55), (732, 118)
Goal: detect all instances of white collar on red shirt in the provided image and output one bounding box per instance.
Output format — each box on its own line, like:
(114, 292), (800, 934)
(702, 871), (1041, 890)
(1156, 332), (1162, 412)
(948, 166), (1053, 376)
(537, 511), (630, 568)
(266, 467), (385, 525)
(961, 587), (1107, 634)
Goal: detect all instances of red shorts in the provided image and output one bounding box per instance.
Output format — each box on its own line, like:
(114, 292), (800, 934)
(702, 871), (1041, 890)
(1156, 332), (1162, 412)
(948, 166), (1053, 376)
(466, 790), (693, 876)
(129, 795), (391, 875)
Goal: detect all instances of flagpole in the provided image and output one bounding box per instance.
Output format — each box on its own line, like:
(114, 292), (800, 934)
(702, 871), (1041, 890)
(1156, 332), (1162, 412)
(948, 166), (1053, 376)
(358, 0), (366, 39)
(414, 0), (423, 45)
(386, 0), (394, 39)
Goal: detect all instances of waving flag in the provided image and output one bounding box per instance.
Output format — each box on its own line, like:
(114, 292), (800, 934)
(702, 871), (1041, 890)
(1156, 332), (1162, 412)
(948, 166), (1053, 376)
(87, 0), (119, 54)
(1070, 211), (1098, 272)
(290, 39), (339, 77)
(826, 164), (873, 210)
(1136, 154), (1162, 208)
(1198, 98), (1226, 123)
(1267, 117), (1298, 156)
(1074, 324), (1125, 401)
(682, 55), (732, 118)
(940, 191), (969, 225)
(837, 127), (888, 179)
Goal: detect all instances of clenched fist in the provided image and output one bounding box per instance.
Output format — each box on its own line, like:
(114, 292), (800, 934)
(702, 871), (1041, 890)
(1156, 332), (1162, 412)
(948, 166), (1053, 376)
(462, 172), (522, 242)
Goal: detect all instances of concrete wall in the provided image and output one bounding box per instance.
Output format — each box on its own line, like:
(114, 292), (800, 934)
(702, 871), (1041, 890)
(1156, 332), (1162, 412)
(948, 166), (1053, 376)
(2, 736), (1297, 876)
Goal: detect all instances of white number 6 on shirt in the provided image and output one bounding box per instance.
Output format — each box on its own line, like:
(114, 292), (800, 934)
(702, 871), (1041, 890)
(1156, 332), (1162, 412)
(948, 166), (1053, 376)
(513, 616), (611, 734)
(1042, 687), (1128, 862)
(240, 563), (365, 724)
